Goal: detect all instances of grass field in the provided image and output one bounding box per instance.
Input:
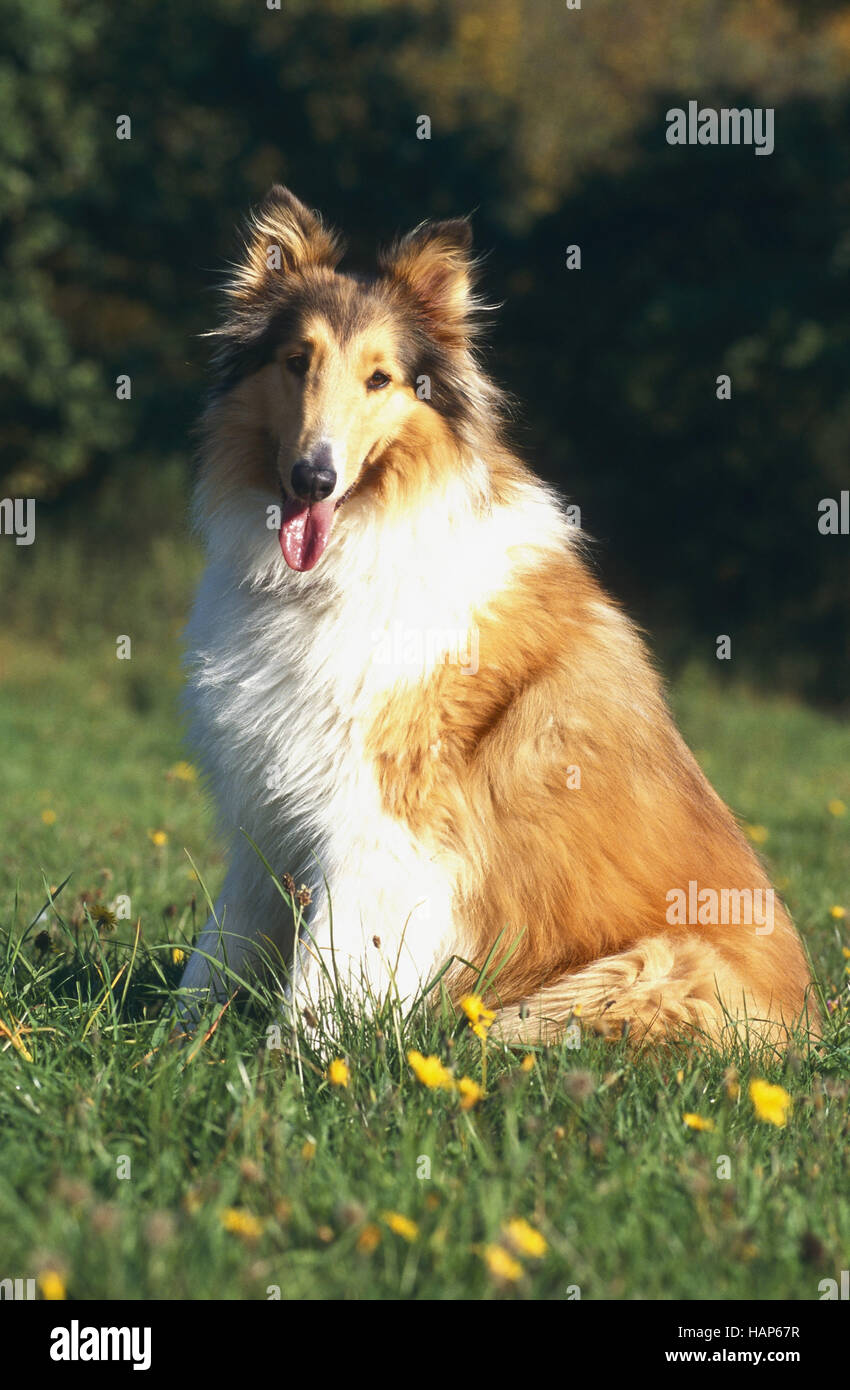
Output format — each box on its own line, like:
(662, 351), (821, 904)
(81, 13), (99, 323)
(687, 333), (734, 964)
(1, 521), (849, 1300)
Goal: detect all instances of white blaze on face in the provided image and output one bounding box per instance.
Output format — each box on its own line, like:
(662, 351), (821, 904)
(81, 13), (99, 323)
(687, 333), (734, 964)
(270, 318), (416, 571)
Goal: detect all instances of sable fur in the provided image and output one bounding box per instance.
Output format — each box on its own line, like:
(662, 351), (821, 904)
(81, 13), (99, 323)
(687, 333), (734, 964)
(180, 187), (817, 1049)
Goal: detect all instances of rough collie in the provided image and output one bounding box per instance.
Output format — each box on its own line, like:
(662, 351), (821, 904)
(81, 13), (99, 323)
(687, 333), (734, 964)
(179, 185), (815, 1047)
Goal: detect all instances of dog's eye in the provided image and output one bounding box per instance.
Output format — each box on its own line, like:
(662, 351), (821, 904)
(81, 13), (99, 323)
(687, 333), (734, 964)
(286, 354), (310, 378)
(366, 369), (391, 391)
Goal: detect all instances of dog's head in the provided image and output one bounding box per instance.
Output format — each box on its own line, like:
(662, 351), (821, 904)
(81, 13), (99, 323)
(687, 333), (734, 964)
(204, 187), (501, 572)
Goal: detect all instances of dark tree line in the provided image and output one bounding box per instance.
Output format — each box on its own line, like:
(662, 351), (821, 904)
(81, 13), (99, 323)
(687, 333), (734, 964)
(1, 0), (848, 701)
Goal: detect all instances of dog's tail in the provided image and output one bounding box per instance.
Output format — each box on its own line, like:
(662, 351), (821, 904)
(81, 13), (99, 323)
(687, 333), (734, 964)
(490, 934), (813, 1049)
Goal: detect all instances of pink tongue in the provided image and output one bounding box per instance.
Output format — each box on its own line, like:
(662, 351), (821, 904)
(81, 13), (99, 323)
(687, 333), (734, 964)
(278, 497), (336, 572)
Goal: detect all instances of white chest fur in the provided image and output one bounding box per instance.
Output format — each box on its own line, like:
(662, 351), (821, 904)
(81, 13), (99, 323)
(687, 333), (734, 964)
(184, 474), (569, 1007)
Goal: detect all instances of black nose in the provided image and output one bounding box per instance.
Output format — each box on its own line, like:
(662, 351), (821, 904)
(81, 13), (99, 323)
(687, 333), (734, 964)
(290, 452), (336, 502)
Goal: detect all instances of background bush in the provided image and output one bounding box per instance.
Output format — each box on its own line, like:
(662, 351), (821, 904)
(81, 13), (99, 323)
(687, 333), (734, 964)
(1, 0), (849, 701)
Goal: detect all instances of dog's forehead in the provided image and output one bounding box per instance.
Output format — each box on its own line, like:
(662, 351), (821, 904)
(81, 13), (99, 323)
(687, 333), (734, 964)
(289, 271), (396, 346)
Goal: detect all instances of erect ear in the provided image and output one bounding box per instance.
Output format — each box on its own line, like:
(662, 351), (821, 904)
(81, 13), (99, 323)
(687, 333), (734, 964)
(229, 185), (343, 300)
(379, 218), (477, 344)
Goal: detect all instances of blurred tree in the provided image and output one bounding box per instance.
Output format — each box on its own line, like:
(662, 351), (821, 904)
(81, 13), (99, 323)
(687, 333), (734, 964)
(0, 0), (847, 700)
(0, 0), (131, 498)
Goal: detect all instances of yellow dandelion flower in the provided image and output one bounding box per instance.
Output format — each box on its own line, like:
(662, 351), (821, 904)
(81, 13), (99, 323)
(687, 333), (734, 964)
(169, 761), (198, 782)
(458, 1076), (484, 1110)
(520, 1055), (535, 1072)
(749, 1079), (792, 1128)
(37, 1269), (66, 1300)
(356, 1223), (382, 1253)
(407, 1050), (455, 1090)
(460, 993), (496, 1040)
(828, 799), (846, 817)
(832, 906), (847, 920)
(503, 1217), (548, 1258)
(683, 1112), (715, 1132)
(148, 829), (168, 848)
(745, 824), (769, 845)
(482, 1243), (523, 1282)
(172, 948), (185, 965)
(219, 1207), (263, 1241)
(843, 946), (850, 959)
(89, 903), (118, 931)
(301, 1139), (316, 1161)
(381, 1211), (419, 1242)
(41, 809), (57, 826)
(328, 1058), (350, 1088)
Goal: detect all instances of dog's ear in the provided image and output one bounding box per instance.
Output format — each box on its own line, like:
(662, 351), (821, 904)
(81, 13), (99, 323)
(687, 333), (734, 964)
(229, 186), (343, 299)
(379, 218), (477, 344)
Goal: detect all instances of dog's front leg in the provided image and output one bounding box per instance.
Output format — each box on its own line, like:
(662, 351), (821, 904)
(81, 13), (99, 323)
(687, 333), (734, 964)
(292, 853), (458, 1022)
(178, 839), (296, 1019)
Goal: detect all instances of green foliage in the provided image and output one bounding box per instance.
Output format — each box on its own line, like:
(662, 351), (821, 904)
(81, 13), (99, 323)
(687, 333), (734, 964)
(1, 0), (849, 694)
(0, 952), (848, 1299)
(0, 0), (127, 494)
(0, 560), (848, 1297)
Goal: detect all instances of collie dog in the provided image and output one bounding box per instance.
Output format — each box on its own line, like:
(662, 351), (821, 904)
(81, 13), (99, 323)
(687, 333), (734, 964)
(179, 186), (815, 1047)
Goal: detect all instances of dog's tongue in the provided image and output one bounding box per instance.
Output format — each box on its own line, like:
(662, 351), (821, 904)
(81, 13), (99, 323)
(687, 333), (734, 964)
(278, 497), (336, 572)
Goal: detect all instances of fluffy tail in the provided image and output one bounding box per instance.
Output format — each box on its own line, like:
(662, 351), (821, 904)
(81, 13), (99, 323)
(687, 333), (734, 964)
(490, 935), (814, 1049)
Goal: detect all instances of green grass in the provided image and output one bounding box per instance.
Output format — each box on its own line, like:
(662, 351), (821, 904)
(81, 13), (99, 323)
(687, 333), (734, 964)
(1, 526), (849, 1300)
